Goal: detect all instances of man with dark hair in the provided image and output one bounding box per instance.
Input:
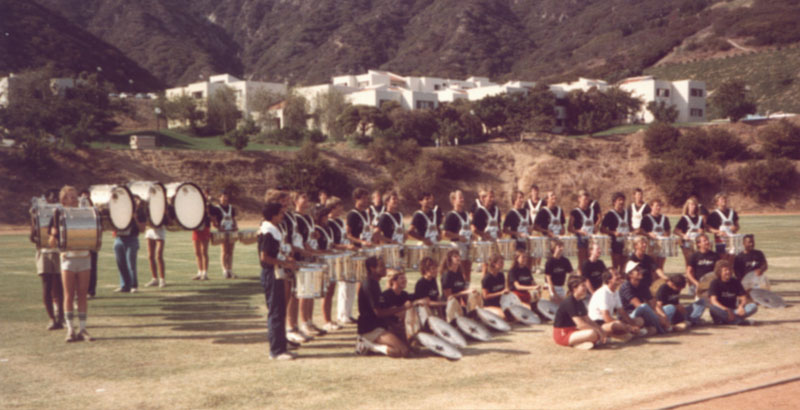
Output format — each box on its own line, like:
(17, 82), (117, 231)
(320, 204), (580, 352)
(619, 261), (669, 334)
(588, 269), (645, 341)
(356, 256), (412, 357)
(734, 235), (768, 288)
(655, 275), (706, 328)
(601, 192), (631, 272)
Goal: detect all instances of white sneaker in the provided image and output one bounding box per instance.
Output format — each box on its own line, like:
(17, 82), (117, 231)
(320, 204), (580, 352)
(286, 330), (308, 344)
(201, 273), (209, 281)
(574, 341), (595, 350)
(270, 352), (295, 361)
(323, 322), (340, 332)
(355, 336), (369, 355)
(130, 288), (138, 293)
(298, 325), (316, 340)
(192, 273), (203, 281)
(158, 278), (166, 288)
(144, 278), (159, 287)
(223, 271), (231, 279)
(637, 328), (649, 337)
(305, 322), (327, 336)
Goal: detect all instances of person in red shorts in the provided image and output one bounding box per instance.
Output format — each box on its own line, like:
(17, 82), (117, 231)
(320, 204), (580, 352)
(507, 250), (539, 306)
(553, 275), (607, 350)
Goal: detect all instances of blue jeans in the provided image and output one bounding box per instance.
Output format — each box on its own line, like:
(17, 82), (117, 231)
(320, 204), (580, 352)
(261, 267), (288, 357)
(630, 304), (667, 334)
(663, 299), (706, 324)
(114, 235), (139, 290)
(709, 303), (758, 325)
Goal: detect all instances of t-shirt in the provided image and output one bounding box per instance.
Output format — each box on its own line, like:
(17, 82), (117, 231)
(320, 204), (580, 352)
(257, 228), (281, 269)
(628, 253), (657, 291)
(293, 213), (313, 242)
(545, 256), (573, 287)
(379, 289), (411, 325)
(707, 208), (739, 231)
(377, 212), (403, 242)
(414, 276), (440, 301)
(471, 203), (500, 233)
(443, 211), (469, 236)
(208, 204), (237, 228)
(328, 219), (345, 244)
(601, 209), (629, 254)
(441, 270), (467, 295)
(619, 280), (652, 313)
(689, 250), (719, 281)
(481, 272), (506, 307)
(411, 209), (438, 238)
(581, 259), (607, 291)
(553, 296), (588, 328)
(533, 206), (565, 232)
(508, 266), (534, 291)
(675, 214), (704, 234)
(503, 208), (529, 232)
(709, 278), (746, 310)
(569, 207), (598, 230)
(587, 285), (623, 322)
(640, 214), (671, 236)
(346, 209), (370, 243)
(315, 225), (331, 251)
(357, 278), (383, 335)
(655, 283), (680, 307)
(734, 250), (767, 281)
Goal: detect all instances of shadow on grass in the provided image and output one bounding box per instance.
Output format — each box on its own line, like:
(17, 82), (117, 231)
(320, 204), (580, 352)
(460, 347), (530, 356)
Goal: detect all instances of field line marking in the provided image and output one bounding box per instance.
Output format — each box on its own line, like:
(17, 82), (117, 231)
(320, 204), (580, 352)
(659, 374), (800, 409)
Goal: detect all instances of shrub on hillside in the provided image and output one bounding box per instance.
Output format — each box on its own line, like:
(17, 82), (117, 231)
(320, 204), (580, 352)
(210, 175), (243, 201)
(760, 119), (800, 159)
(277, 142), (350, 198)
(643, 122), (681, 157)
(737, 159), (797, 202)
(641, 158), (720, 206)
(550, 142), (579, 160)
(677, 127), (748, 163)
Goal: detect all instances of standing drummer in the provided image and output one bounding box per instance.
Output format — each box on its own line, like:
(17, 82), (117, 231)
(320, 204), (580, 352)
(375, 191), (405, 245)
(637, 198), (671, 271)
(209, 189), (238, 279)
(601, 192), (631, 272)
(327, 196), (359, 326)
(408, 192), (442, 246)
(674, 197), (706, 267)
(502, 191), (531, 251)
(368, 189), (385, 228)
(192, 187), (212, 281)
(629, 188), (651, 231)
(78, 189), (98, 298)
(113, 198), (147, 293)
(533, 191), (565, 239)
(291, 192), (326, 339)
(471, 188), (501, 241)
(524, 184), (545, 273)
(569, 189), (599, 275)
(707, 193), (740, 260)
(31, 189), (64, 330)
(443, 190), (472, 275)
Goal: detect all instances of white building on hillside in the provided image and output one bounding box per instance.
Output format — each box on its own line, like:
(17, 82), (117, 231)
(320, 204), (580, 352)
(165, 74), (286, 126)
(617, 76), (706, 123)
(549, 77), (609, 98)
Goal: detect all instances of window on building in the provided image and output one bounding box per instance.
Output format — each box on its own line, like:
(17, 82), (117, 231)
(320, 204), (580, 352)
(434, 84), (440, 90)
(690, 108), (703, 117)
(192, 91), (203, 99)
(416, 100), (434, 109)
(691, 88), (704, 97)
(656, 88), (670, 97)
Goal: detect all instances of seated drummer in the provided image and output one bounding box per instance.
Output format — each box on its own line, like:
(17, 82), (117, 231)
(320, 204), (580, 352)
(544, 239), (574, 304)
(553, 275), (607, 350)
(408, 192), (441, 246)
(569, 189), (599, 275)
(356, 256), (412, 357)
(533, 191), (565, 239)
(686, 234), (719, 298)
(708, 260), (758, 325)
(440, 249), (476, 307)
(379, 270), (414, 338)
(587, 269), (644, 341)
(655, 275), (706, 329)
(508, 250), (539, 307)
(733, 235), (768, 286)
(471, 188), (501, 241)
(480, 254), (508, 318)
(524, 184), (545, 273)
(628, 236), (667, 295)
(374, 191), (405, 245)
(502, 191), (531, 251)
(619, 261), (669, 334)
(581, 242), (607, 296)
(414, 257), (447, 315)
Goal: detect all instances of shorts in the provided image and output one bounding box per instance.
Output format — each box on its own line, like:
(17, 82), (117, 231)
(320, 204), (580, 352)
(576, 235), (589, 249)
(60, 253), (91, 272)
(553, 327), (577, 346)
(193, 226), (211, 242)
(552, 285), (566, 298)
(145, 227), (166, 241)
(512, 290), (532, 304)
(360, 327), (386, 343)
(36, 250), (60, 275)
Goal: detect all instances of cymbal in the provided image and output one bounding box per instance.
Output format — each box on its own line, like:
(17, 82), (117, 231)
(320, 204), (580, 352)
(416, 332), (462, 360)
(500, 292), (523, 311)
(428, 316), (467, 348)
(476, 308), (511, 332)
(537, 299), (559, 321)
(455, 316), (491, 342)
(508, 304), (541, 325)
(750, 288), (786, 309)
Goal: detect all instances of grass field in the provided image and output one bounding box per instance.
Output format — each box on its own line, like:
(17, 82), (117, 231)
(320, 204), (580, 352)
(1, 216), (799, 409)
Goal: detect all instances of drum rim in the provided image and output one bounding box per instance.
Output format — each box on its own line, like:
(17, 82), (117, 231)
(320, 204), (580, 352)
(110, 185), (135, 231)
(149, 182), (168, 228)
(166, 182), (207, 230)
(57, 207), (102, 252)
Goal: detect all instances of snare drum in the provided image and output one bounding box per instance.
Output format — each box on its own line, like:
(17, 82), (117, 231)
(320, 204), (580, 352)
(128, 181), (167, 228)
(30, 198), (60, 248)
(211, 231), (237, 246)
(495, 238), (516, 260)
(237, 229), (259, 245)
(294, 263), (327, 298)
(332, 252), (353, 282)
(381, 244), (403, 269)
(651, 236), (679, 258)
(90, 184), (134, 231)
(589, 234), (611, 257)
(164, 182), (206, 231)
(432, 243), (456, 265)
(349, 256), (368, 282)
(623, 235), (638, 255)
(57, 207), (102, 252)
(469, 241), (493, 263)
(555, 236), (577, 257)
(316, 253), (338, 286)
(405, 245), (431, 270)
(526, 236), (548, 258)
(725, 233), (746, 255)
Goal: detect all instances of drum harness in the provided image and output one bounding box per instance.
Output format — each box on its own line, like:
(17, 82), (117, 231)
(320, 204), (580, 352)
(541, 206), (563, 236)
(218, 204), (237, 232)
(414, 207), (439, 243)
(475, 200), (499, 239)
(383, 211), (405, 243)
(349, 209), (373, 243)
(574, 206), (595, 235)
(509, 207), (530, 243)
(448, 210), (472, 241)
(610, 208), (630, 243)
(631, 202), (648, 230)
(715, 208), (736, 236)
(330, 218), (351, 246)
(369, 204), (384, 227)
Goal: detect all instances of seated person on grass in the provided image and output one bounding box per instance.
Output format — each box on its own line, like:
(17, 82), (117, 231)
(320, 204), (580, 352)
(619, 261), (670, 335)
(355, 257), (412, 358)
(655, 274), (707, 329)
(587, 269), (645, 342)
(553, 275), (607, 350)
(708, 260), (758, 326)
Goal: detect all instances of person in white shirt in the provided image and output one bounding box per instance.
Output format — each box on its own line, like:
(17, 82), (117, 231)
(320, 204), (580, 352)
(588, 269), (645, 341)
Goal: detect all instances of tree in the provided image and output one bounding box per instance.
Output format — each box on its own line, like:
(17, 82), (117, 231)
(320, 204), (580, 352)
(433, 101), (483, 145)
(759, 119), (800, 159)
(709, 80), (756, 122)
(337, 105), (390, 141)
(647, 101), (679, 123)
(205, 85), (241, 135)
(643, 122), (681, 157)
(565, 87), (641, 134)
(473, 95), (507, 135)
(165, 94), (203, 133)
(222, 118), (259, 151)
(504, 85), (557, 140)
(384, 109), (439, 145)
(277, 142), (350, 197)
(247, 88), (285, 130)
(737, 159), (797, 202)
(283, 92), (309, 130)
(312, 89), (350, 140)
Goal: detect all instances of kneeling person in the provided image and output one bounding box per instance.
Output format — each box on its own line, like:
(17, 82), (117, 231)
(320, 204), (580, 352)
(356, 257), (412, 357)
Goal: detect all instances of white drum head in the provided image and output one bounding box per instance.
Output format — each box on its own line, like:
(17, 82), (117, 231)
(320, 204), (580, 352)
(476, 308), (511, 332)
(416, 332), (462, 360)
(109, 187), (134, 230)
(428, 316), (467, 348)
(148, 184), (167, 227)
(169, 182), (205, 230)
(455, 316), (491, 342)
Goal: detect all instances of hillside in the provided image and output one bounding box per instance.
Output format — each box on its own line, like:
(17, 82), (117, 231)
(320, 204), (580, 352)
(30, 0), (800, 88)
(0, 0), (163, 92)
(3, 119), (799, 227)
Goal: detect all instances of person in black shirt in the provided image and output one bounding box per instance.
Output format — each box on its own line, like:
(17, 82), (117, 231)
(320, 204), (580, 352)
(356, 256), (412, 357)
(638, 199), (671, 270)
(31, 190), (64, 330)
(368, 189), (385, 228)
(259, 202), (299, 360)
(674, 197), (706, 266)
(686, 234), (719, 298)
(481, 254), (508, 318)
(408, 192), (441, 246)
(113, 198), (147, 293)
(440, 249), (476, 307)
(326, 197), (360, 326)
(380, 270), (413, 338)
(734, 235), (768, 288)
(553, 276), (607, 349)
(508, 251), (539, 306)
(708, 260), (758, 325)
(629, 188), (651, 232)
(628, 236), (667, 294)
(654, 275), (706, 328)
(503, 191), (532, 251)
(443, 190), (473, 275)
(706, 193), (740, 260)
(471, 188), (501, 240)
(533, 191), (565, 238)
(544, 239), (574, 304)
(601, 192), (631, 272)
(524, 184), (545, 273)
(619, 261), (669, 334)
(581, 243), (607, 295)
(374, 191), (405, 245)
(347, 188), (375, 248)
(414, 257), (447, 316)
(569, 189), (599, 275)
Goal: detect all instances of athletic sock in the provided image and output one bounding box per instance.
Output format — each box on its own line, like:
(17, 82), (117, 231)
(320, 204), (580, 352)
(360, 337), (388, 355)
(78, 312), (87, 331)
(65, 311), (75, 333)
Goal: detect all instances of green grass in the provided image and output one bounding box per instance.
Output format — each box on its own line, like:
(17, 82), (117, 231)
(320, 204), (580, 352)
(1, 216), (799, 409)
(89, 129), (301, 152)
(646, 46), (800, 115)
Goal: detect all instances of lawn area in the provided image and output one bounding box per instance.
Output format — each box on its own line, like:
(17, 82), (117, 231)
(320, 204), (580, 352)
(1, 215), (798, 409)
(89, 129), (301, 152)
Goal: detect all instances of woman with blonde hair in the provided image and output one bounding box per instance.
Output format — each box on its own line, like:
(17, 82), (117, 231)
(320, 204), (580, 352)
(674, 196), (706, 266)
(481, 254), (508, 318)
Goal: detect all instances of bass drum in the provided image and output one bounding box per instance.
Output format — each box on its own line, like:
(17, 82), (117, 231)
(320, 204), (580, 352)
(165, 182), (206, 231)
(128, 181), (167, 228)
(58, 207), (102, 251)
(29, 197), (60, 248)
(90, 184), (134, 231)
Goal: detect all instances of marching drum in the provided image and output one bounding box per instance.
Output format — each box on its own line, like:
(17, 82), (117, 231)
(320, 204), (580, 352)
(651, 236), (679, 258)
(294, 263), (327, 298)
(316, 254), (340, 286)
(237, 229), (259, 245)
(405, 245), (431, 270)
(360, 246), (382, 260)
(556, 235), (577, 257)
(30, 197), (60, 248)
(128, 181), (167, 228)
(381, 244), (403, 269)
(164, 182), (206, 231)
(725, 233), (746, 255)
(536, 299), (559, 322)
(211, 231), (237, 246)
(416, 332), (462, 360)
(348, 255), (368, 283)
(57, 207), (102, 252)
(589, 234), (611, 257)
(749, 288), (786, 309)
(527, 236), (548, 258)
(332, 252), (353, 282)
(455, 315), (491, 342)
(469, 241), (494, 264)
(495, 238), (516, 261)
(90, 184), (134, 231)
(623, 235), (638, 255)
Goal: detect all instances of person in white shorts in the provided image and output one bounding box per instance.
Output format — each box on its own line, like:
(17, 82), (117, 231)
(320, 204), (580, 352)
(144, 225), (166, 287)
